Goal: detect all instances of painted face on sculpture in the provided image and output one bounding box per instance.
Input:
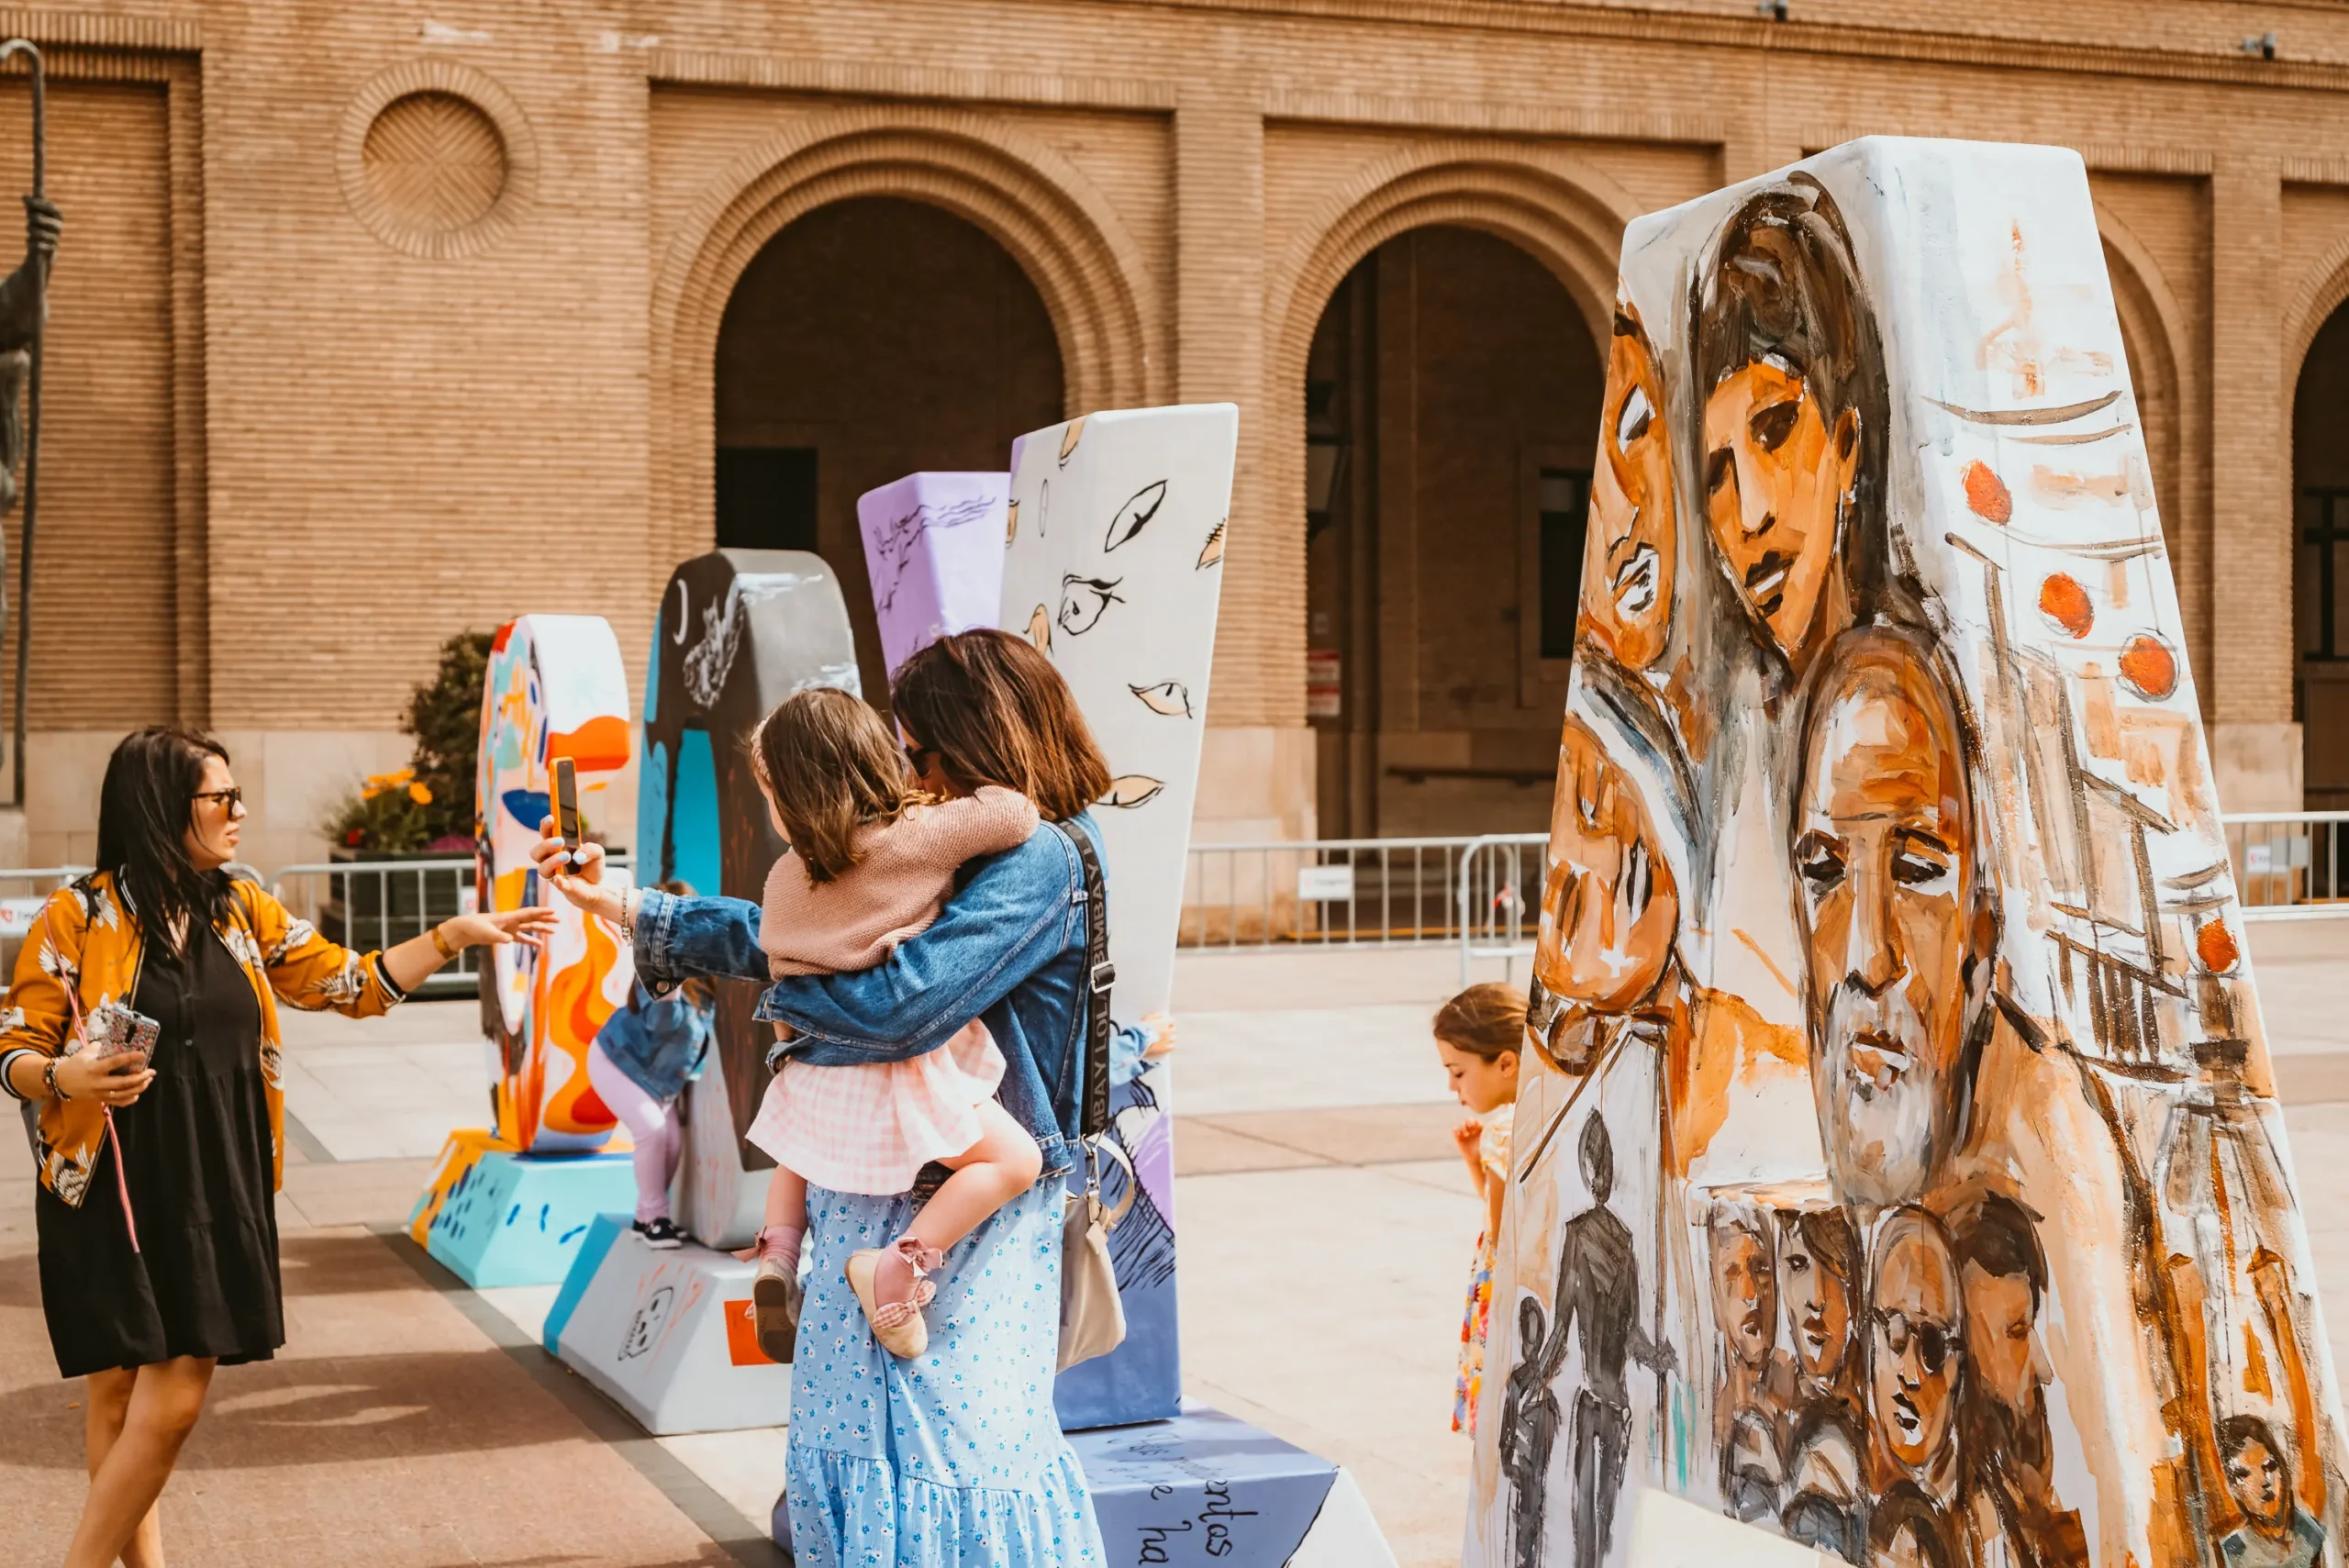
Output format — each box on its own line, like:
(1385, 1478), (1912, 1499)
(1703, 357), (1858, 661)
(1960, 1261), (2043, 1420)
(1710, 1219), (1776, 1373)
(1794, 634), (1979, 1207)
(1778, 1217), (1853, 1387)
(2225, 1432), (2291, 1531)
(1869, 1212), (1962, 1478)
(1531, 716), (1678, 1041)
(1584, 306), (1677, 671)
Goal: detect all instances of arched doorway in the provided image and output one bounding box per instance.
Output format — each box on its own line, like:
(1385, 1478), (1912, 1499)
(714, 196), (1064, 698)
(1302, 225), (1605, 838)
(2294, 299), (2349, 810)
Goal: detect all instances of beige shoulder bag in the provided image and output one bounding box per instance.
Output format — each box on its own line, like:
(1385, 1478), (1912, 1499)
(1055, 821), (1129, 1373)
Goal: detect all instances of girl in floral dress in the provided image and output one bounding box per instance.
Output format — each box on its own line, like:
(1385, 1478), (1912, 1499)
(1437, 982), (1525, 1434)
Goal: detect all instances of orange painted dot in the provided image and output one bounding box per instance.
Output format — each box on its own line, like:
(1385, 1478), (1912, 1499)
(1962, 460), (2012, 524)
(2197, 917), (2240, 975)
(2118, 634), (2178, 700)
(2039, 573), (2093, 639)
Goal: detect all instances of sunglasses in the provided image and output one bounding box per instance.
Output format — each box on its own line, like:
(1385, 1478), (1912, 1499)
(193, 786), (245, 811)
(1875, 1309), (1959, 1375)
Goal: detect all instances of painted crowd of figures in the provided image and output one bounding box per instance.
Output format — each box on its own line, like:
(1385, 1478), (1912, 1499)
(1475, 142), (2343, 1568)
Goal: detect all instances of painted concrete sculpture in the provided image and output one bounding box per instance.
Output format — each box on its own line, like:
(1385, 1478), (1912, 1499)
(857, 471), (1008, 678)
(639, 549), (863, 1249)
(476, 614), (636, 1153)
(1000, 401), (1238, 1430)
(404, 614), (639, 1288)
(1468, 139), (2345, 1568)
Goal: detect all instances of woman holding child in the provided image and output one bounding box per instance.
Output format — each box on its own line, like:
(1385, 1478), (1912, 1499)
(537, 628), (1119, 1566)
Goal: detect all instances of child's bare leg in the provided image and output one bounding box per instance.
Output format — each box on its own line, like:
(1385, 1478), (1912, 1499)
(765, 1164), (807, 1235)
(747, 1162), (811, 1362)
(756, 1163), (808, 1268)
(874, 1099), (1042, 1303)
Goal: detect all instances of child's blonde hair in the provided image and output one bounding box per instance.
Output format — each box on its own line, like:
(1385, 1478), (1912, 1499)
(1433, 982), (1527, 1062)
(751, 688), (925, 884)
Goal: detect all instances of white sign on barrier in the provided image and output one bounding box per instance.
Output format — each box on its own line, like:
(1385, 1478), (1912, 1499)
(1296, 865), (1354, 903)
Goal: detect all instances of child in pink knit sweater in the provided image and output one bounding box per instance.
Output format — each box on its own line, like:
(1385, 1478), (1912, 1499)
(740, 687), (1043, 1363)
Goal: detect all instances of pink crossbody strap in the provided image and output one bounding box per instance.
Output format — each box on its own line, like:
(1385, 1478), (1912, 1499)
(47, 901), (141, 1253)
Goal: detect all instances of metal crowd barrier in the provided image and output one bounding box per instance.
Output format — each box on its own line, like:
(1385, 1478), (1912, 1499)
(2225, 812), (2349, 921)
(0, 864), (94, 976)
(1176, 835), (1516, 952)
(1453, 833), (1550, 984)
(271, 853), (631, 999)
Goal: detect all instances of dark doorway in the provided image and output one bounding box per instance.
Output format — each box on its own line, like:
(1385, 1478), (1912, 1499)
(716, 446), (818, 553)
(2294, 300), (2349, 809)
(1302, 227), (1605, 839)
(715, 197), (1064, 699)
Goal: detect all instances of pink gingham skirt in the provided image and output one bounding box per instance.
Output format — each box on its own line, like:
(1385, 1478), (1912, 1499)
(745, 1019), (1007, 1196)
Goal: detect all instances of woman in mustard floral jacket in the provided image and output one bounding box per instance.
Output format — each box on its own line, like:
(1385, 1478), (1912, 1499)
(0, 728), (552, 1568)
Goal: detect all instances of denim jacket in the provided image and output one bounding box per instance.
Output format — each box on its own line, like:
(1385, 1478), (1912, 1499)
(632, 813), (1136, 1181)
(592, 982), (714, 1104)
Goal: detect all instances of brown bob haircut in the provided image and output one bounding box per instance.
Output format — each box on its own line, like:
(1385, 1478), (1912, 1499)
(1433, 982), (1528, 1063)
(751, 687), (921, 884)
(890, 628), (1111, 824)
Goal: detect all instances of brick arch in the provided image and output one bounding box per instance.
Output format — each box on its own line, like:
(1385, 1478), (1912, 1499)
(2096, 203), (2206, 692)
(1269, 145), (1640, 402)
(1259, 146), (1640, 717)
(2285, 233), (2349, 392)
(651, 106), (1164, 562)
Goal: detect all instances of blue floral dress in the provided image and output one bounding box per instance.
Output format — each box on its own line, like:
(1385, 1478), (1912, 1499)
(785, 1180), (1105, 1567)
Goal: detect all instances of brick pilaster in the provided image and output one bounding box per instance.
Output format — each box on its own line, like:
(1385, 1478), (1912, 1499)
(1175, 85), (1277, 729)
(2209, 154), (2292, 728)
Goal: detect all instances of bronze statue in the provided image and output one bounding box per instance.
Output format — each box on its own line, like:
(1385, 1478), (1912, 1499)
(0, 191), (61, 517)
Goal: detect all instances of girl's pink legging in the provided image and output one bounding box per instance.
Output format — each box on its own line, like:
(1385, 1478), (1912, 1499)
(585, 1040), (682, 1225)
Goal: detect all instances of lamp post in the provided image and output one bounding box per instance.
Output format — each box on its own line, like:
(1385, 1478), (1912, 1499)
(0, 38), (44, 809)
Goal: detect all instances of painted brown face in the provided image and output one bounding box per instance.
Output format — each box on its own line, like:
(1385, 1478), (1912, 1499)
(1869, 1214), (1961, 1477)
(2226, 1439), (2289, 1530)
(1711, 1222), (1776, 1373)
(1959, 1262), (2042, 1420)
(1794, 636), (1978, 1208)
(1779, 1219), (1853, 1387)
(1583, 309), (1676, 671)
(1703, 358), (1858, 661)
(1531, 716), (1679, 1043)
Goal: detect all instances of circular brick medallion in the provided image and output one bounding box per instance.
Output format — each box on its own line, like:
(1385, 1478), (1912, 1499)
(339, 61), (537, 259)
(362, 92), (507, 232)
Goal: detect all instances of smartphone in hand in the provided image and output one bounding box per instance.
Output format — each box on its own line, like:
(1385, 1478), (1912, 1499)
(87, 999), (160, 1066)
(553, 757), (583, 869)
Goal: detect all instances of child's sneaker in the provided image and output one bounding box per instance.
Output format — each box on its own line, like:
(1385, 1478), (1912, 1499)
(752, 1256), (803, 1364)
(844, 1237), (941, 1359)
(633, 1217), (684, 1250)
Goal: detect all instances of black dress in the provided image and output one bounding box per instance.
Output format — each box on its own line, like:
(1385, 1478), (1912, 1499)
(36, 922), (279, 1377)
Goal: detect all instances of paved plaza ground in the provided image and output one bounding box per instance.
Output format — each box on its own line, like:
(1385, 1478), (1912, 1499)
(5, 927), (2347, 1567)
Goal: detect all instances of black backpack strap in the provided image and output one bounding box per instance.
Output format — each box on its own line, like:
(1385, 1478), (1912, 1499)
(1061, 818), (1116, 1141)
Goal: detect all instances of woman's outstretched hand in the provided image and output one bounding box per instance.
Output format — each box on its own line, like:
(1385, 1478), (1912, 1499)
(440, 906), (560, 949)
(1140, 1011), (1176, 1060)
(530, 816), (626, 925)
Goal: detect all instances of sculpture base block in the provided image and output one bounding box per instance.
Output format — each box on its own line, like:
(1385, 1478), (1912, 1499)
(766, 1403), (1395, 1565)
(544, 1213), (794, 1435)
(411, 1137), (638, 1288)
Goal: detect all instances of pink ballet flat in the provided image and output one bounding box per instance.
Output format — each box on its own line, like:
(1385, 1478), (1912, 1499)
(844, 1236), (942, 1359)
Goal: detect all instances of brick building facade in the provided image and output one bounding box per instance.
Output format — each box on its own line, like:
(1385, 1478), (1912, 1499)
(8, 0), (2349, 867)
